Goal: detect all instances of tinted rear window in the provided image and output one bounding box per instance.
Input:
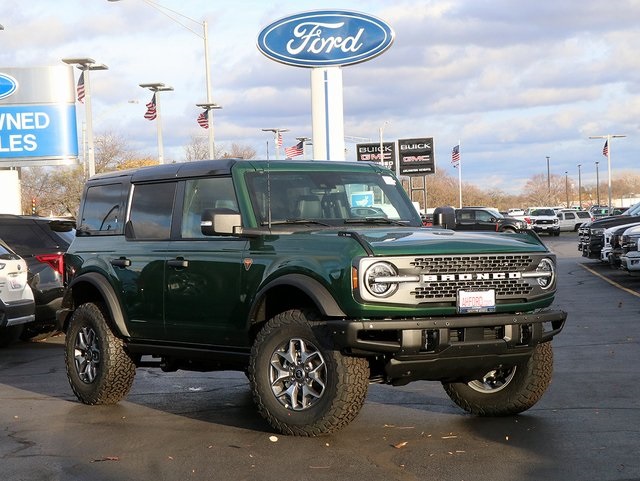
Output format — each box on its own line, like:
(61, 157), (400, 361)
(78, 183), (127, 235)
(0, 220), (72, 256)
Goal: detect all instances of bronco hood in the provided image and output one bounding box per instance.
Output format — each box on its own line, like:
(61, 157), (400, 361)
(331, 227), (549, 256)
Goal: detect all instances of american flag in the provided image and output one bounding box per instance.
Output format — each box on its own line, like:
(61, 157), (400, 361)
(284, 141), (304, 159)
(197, 111), (209, 129)
(76, 72), (85, 104)
(602, 140), (608, 157)
(276, 131), (283, 148)
(451, 144), (460, 167)
(144, 94), (157, 121)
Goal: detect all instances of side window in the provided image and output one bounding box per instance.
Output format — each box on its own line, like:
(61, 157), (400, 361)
(181, 177), (238, 238)
(79, 183), (126, 235)
(129, 182), (176, 240)
(476, 210), (492, 222)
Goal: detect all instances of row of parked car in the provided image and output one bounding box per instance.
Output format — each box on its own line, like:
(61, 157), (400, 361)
(427, 206), (593, 235)
(578, 202), (640, 276)
(0, 215), (75, 347)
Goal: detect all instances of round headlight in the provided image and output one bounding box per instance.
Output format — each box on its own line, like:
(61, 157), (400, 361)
(364, 262), (398, 297)
(536, 258), (555, 289)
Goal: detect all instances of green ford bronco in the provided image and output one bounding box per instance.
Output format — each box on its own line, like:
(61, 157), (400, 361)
(57, 159), (566, 436)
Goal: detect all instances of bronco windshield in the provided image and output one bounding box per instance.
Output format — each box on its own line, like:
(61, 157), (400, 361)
(245, 170), (421, 227)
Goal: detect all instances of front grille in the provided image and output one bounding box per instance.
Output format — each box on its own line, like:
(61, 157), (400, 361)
(408, 254), (535, 301)
(534, 219), (554, 225)
(410, 254), (533, 273)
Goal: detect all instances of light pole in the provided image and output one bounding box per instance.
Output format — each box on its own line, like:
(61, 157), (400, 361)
(261, 128), (289, 159)
(62, 58), (108, 178)
(108, 0), (217, 159)
(296, 136), (312, 159)
(379, 120), (390, 168)
(577, 163), (582, 209)
(140, 83), (173, 164)
(545, 156), (550, 200)
(589, 134), (626, 213)
(196, 103), (222, 158)
(565, 171), (569, 207)
(595, 161), (600, 206)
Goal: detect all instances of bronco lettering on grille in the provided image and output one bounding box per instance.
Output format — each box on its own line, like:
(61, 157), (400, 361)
(422, 272), (522, 282)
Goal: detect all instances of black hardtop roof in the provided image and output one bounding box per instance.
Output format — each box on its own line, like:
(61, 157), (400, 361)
(86, 159), (387, 184)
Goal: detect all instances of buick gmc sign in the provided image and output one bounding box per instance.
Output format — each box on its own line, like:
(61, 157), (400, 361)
(257, 10), (394, 67)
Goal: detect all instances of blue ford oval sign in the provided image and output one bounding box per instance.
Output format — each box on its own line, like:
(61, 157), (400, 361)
(0, 73), (18, 100)
(257, 10), (394, 68)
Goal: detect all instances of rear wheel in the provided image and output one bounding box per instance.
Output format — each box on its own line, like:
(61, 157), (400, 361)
(64, 302), (136, 405)
(442, 342), (553, 416)
(249, 309), (369, 436)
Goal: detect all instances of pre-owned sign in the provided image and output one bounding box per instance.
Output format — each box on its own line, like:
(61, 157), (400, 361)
(0, 66), (78, 166)
(398, 137), (435, 175)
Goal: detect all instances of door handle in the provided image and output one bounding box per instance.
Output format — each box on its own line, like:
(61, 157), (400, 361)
(167, 258), (189, 268)
(111, 257), (131, 268)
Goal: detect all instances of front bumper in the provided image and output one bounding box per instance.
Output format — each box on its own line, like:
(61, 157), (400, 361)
(620, 254), (640, 273)
(327, 309), (567, 384)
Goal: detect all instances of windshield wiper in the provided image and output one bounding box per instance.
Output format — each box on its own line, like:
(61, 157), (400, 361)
(261, 218), (331, 226)
(343, 217), (408, 226)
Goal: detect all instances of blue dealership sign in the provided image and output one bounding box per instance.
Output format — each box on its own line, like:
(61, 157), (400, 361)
(257, 10), (395, 67)
(0, 66), (78, 166)
(0, 105), (78, 159)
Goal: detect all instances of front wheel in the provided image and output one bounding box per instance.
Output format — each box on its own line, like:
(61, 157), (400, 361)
(249, 309), (369, 436)
(64, 302), (136, 405)
(442, 342), (553, 416)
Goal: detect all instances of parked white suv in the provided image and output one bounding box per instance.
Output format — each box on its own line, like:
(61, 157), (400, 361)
(0, 239), (35, 346)
(556, 209), (593, 232)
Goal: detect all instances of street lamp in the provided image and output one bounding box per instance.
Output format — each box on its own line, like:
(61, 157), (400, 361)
(196, 103), (222, 158)
(108, 0), (217, 159)
(62, 57), (109, 178)
(140, 82), (173, 164)
(296, 136), (312, 160)
(261, 128), (289, 159)
(565, 171), (569, 208)
(589, 134), (626, 213)
(595, 161), (600, 206)
(577, 164), (582, 209)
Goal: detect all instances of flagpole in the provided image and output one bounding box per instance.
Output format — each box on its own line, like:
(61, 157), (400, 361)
(458, 139), (462, 208)
(140, 82), (174, 164)
(589, 133), (626, 213)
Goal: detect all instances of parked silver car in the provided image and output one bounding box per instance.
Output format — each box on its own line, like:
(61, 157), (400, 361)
(0, 239), (35, 347)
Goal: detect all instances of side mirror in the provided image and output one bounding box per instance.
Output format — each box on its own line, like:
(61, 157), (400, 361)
(200, 208), (241, 236)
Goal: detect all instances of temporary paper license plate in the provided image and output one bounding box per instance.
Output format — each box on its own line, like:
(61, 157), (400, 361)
(457, 289), (496, 314)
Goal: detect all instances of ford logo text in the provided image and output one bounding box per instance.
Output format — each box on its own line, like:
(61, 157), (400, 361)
(0, 73), (18, 100)
(257, 10), (394, 68)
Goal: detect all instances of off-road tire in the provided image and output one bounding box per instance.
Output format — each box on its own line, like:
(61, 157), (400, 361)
(442, 342), (553, 416)
(64, 302), (136, 405)
(249, 309), (369, 436)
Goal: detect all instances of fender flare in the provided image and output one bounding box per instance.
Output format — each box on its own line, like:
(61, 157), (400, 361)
(250, 273), (346, 320)
(68, 272), (130, 337)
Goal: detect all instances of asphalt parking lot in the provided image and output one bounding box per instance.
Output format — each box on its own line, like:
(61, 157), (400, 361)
(1, 232), (638, 481)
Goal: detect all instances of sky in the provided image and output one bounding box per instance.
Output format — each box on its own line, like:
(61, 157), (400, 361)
(1, 0), (639, 195)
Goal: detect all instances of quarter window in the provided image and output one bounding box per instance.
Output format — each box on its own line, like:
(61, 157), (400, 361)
(78, 183), (126, 235)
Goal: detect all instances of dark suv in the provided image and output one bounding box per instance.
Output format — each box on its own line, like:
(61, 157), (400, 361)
(453, 207), (528, 232)
(57, 159), (566, 436)
(0, 215), (75, 340)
